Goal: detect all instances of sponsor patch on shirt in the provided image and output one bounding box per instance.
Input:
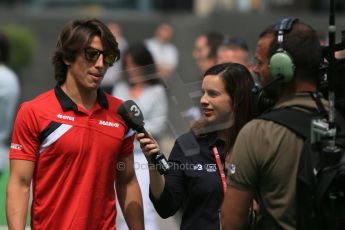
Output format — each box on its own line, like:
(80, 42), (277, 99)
(229, 164), (236, 174)
(99, 120), (120, 128)
(57, 114), (75, 121)
(193, 164), (203, 170)
(11, 143), (23, 151)
(205, 164), (217, 172)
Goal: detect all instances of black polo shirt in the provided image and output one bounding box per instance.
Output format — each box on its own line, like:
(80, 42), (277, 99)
(150, 131), (225, 230)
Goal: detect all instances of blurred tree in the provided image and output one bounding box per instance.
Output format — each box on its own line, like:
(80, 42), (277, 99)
(1, 24), (37, 73)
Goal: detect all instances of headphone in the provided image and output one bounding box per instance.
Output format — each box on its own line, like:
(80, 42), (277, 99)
(269, 17), (299, 83)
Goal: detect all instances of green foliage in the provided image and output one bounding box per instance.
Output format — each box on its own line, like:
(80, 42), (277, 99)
(1, 24), (37, 72)
(0, 167), (8, 225)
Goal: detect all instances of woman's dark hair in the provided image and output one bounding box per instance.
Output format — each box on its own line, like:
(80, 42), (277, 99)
(121, 42), (161, 85)
(52, 18), (120, 85)
(191, 63), (254, 156)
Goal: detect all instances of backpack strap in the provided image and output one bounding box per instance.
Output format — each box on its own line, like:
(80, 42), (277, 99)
(259, 107), (317, 140)
(259, 92), (327, 140)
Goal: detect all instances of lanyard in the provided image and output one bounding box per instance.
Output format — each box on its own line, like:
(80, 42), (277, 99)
(212, 146), (227, 194)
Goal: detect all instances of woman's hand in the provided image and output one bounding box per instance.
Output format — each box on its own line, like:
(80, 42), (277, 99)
(136, 133), (160, 161)
(136, 132), (165, 198)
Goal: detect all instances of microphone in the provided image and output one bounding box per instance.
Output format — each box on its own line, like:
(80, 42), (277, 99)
(251, 75), (284, 115)
(117, 100), (170, 175)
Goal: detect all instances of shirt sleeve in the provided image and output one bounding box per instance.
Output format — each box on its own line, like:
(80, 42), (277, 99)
(9, 103), (40, 162)
(149, 139), (186, 218)
(118, 128), (135, 158)
(227, 120), (262, 191)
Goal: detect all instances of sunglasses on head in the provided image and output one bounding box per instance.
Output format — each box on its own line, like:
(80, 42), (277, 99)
(84, 47), (116, 66)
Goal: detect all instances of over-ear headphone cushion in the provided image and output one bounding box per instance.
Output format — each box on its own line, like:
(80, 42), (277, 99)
(269, 51), (295, 83)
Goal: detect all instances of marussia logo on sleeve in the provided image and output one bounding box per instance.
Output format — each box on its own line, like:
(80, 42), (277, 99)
(11, 143), (23, 150)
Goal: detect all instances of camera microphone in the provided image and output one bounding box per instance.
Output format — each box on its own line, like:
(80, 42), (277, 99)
(117, 100), (170, 175)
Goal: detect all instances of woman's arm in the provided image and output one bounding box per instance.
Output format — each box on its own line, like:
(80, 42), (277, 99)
(136, 133), (165, 198)
(137, 133), (186, 218)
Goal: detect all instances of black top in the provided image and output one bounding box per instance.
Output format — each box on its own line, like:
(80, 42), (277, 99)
(150, 131), (225, 230)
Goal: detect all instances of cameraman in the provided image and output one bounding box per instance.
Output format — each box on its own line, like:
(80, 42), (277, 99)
(221, 18), (325, 229)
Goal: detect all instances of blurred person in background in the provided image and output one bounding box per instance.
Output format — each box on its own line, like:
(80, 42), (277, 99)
(136, 63), (254, 230)
(0, 32), (20, 178)
(335, 49), (345, 117)
(145, 22), (178, 79)
(112, 42), (168, 230)
(6, 18), (144, 230)
(181, 31), (224, 123)
(217, 36), (257, 83)
(193, 31), (224, 74)
(217, 37), (253, 71)
(101, 22), (128, 94)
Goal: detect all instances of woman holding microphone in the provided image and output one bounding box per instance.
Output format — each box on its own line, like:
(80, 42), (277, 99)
(137, 63), (254, 229)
